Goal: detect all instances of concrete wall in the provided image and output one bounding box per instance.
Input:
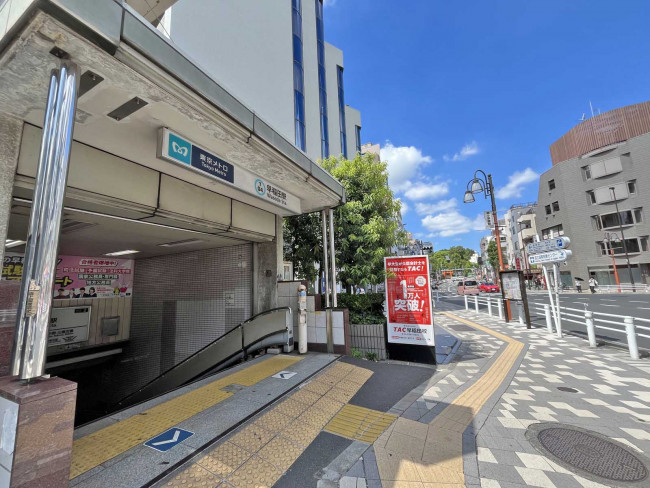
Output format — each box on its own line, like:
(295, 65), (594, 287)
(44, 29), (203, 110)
(0, 115), (21, 264)
(325, 42), (344, 158)
(536, 132), (650, 284)
(169, 0), (295, 144)
(345, 105), (361, 159)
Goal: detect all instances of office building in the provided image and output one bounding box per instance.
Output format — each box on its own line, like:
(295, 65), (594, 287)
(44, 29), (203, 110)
(536, 101), (650, 286)
(503, 202), (538, 273)
(163, 0), (363, 163)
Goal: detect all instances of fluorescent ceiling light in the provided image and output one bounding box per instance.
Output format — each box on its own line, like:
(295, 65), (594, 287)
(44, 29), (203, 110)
(158, 238), (204, 248)
(5, 239), (25, 248)
(104, 249), (140, 256)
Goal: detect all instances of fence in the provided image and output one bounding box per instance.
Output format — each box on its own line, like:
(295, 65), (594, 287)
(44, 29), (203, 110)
(456, 293), (648, 360)
(350, 323), (386, 360)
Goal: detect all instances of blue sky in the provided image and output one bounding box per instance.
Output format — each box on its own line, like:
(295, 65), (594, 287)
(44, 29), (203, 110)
(324, 0), (650, 252)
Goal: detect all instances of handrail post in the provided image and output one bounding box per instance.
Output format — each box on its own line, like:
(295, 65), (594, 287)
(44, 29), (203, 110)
(624, 317), (639, 360)
(585, 310), (596, 348)
(498, 299), (503, 320)
(474, 295), (479, 313)
(464, 295), (468, 310)
(544, 304), (553, 334)
(487, 297), (492, 316)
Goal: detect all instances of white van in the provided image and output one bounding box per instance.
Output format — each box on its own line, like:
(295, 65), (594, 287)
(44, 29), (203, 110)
(457, 279), (479, 295)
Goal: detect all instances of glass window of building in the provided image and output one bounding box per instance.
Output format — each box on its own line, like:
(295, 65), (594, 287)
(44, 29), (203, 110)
(586, 190), (596, 205)
(545, 205), (551, 215)
(292, 0), (306, 151)
(552, 201), (560, 212)
(548, 179), (555, 190)
(628, 180), (637, 195)
(337, 66), (347, 158)
(316, 0), (329, 158)
(355, 125), (361, 153)
(583, 166), (592, 180)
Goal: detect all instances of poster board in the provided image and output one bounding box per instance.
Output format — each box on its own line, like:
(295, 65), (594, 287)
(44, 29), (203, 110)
(384, 255), (434, 346)
(501, 271), (522, 301)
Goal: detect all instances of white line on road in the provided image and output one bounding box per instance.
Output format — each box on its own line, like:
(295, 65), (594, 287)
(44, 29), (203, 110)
(601, 304), (619, 307)
(601, 299), (617, 302)
(630, 301), (646, 304)
(637, 307), (650, 310)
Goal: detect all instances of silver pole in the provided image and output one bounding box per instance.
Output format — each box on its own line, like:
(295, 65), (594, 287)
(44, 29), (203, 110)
(12, 62), (78, 380)
(321, 209), (330, 307)
(328, 208), (337, 308)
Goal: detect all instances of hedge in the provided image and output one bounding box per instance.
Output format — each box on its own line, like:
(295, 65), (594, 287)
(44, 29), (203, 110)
(334, 293), (386, 324)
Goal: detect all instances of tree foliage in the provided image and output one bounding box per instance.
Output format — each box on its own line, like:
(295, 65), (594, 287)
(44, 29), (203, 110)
(429, 246), (477, 275)
(487, 240), (504, 270)
(283, 153), (405, 291)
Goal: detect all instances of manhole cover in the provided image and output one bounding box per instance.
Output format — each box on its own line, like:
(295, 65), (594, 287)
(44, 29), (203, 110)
(526, 423), (649, 486)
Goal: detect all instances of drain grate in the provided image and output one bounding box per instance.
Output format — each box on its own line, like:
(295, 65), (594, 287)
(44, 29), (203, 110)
(527, 423), (649, 486)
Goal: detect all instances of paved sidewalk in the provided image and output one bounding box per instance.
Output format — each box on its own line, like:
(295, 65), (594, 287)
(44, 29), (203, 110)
(337, 309), (650, 488)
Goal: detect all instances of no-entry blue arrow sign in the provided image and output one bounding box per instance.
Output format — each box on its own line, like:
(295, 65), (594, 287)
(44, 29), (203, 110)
(144, 428), (194, 452)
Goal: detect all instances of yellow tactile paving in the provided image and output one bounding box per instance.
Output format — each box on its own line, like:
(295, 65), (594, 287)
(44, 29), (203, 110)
(70, 355), (302, 479)
(325, 404), (398, 443)
(163, 361), (374, 488)
(374, 312), (525, 488)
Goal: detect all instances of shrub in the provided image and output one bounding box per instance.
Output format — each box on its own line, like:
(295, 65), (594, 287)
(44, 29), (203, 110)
(351, 348), (363, 359)
(336, 293), (386, 324)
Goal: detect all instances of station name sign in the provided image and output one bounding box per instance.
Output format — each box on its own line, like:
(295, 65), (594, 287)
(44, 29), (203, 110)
(526, 237), (570, 254)
(158, 128), (300, 214)
(528, 249), (573, 265)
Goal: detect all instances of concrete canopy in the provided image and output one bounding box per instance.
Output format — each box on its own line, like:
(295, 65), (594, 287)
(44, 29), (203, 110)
(0, 1), (344, 216)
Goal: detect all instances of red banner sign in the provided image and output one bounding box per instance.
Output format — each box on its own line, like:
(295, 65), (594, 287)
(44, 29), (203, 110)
(384, 255), (434, 346)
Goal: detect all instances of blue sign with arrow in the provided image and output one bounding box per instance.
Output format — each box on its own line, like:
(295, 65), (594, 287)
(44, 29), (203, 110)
(144, 428), (194, 452)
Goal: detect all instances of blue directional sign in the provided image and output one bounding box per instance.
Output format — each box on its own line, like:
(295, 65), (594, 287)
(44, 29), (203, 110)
(144, 428), (194, 452)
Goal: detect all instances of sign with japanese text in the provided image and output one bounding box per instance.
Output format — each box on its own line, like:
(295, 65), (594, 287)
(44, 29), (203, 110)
(2, 254), (133, 299)
(501, 272), (522, 301)
(526, 237), (571, 255)
(158, 128), (300, 214)
(49, 306), (91, 347)
(384, 256), (434, 346)
(527, 249), (573, 265)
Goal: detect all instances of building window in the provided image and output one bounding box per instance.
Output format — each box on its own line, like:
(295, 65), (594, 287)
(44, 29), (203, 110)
(628, 180), (637, 195)
(634, 208), (643, 223)
(599, 238), (642, 256)
(586, 190), (596, 205)
(292, 0), (306, 151)
(315, 0), (329, 159)
(548, 179), (555, 190)
(337, 66), (347, 158)
(552, 201), (560, 212)
(545, 205), (551, 215)
(593, 208), (643, 230)
(583, 166), (592, 180)
(355, 125), (361, 154)
(542, 224), (563, 240)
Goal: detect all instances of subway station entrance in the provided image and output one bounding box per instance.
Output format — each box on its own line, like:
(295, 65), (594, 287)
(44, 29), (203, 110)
(0, 3), (345, 485)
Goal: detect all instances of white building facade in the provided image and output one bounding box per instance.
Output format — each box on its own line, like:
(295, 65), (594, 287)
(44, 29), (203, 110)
(164, 0), (362, 163)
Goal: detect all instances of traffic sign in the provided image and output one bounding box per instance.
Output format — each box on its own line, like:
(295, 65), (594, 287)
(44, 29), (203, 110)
(144, 428), (194, 452)
(528, 250), (573, 265)
(526, 237), (571, 254)
(272, 371), (297, 380)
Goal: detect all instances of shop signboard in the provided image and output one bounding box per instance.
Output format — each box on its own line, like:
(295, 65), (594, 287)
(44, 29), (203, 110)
(384, 255), (434, 346)
(49, 306), (91, 347)
(528, 250), (573, 265)
(526, 237), (570, 254)
(3, 254), (133, 299)
(158, 128), (301, 214)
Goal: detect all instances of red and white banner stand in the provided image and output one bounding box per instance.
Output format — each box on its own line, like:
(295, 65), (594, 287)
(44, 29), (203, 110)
(384, 255), (436, 363)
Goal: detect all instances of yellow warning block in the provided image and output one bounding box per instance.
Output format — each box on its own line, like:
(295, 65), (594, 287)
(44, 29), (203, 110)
(324, 404), (397, 443)
(71, 355), (302, 479)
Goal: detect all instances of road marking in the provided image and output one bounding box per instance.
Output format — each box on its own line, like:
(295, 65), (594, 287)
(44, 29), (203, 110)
(601, 304), (619, 307)
(601, 299), (617, 302)
(637, 307), (650, 310)
(630, 301), (646, 304)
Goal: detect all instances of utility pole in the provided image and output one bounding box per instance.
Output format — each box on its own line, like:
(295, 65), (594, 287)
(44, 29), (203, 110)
(609, 187), (635, 291)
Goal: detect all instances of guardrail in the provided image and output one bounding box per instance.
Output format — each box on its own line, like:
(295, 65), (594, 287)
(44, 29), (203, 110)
(594, 284), (650, 293)
(454, 294), (647, 360)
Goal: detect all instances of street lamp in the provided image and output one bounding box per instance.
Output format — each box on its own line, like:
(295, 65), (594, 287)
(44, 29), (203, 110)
(603, 232), (622, 293)
(609, 187), (635, 291)
(464, 170), (504, 278)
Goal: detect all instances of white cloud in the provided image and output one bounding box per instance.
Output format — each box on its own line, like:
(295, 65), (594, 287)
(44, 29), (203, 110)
(380, 142), (433, 192)
(414, 198), (458, 215)
(421, 211), (484, 237)
(443, 141), (479, 162)
(403, 182), (449, 201)
(398, 199), (408, 216)
(495, 168), (539, 199)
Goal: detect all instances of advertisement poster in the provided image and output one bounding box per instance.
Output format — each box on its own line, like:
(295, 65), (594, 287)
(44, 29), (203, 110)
(384, 255), (434, 346)
(2, 254), (133, 299)
(501, 272), (522, 301)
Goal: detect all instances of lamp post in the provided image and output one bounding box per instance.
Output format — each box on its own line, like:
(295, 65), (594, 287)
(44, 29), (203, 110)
(464, 171), (504, 278)
(604, 232), (621, 293)
(609, 187), (635, 291)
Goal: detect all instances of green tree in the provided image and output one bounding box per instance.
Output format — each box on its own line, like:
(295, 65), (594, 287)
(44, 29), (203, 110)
(283, 213), (321, 283)
(322, 153), (406, 291)
(487, 240), (504, 270)
(430, 247), (477, 277)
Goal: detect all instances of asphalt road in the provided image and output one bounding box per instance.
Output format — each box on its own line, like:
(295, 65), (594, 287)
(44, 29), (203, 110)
(434, 288), (650, 351)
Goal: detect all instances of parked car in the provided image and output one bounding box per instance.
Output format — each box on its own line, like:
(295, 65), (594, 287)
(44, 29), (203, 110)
(457, 279), (479, 295)
(479, 282), (500, 293)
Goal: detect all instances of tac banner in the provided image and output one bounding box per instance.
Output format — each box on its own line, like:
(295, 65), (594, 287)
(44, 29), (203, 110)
(384, 255), (434, 346)
(2, 254), (133, 299)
